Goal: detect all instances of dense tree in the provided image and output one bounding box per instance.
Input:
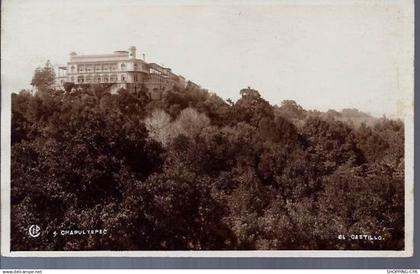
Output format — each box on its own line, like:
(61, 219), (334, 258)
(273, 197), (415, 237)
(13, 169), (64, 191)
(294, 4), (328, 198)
(31, 61), (56, 92)
(232, 87), (274, 126)
(10, 81), (405, 251)
(170, 107), (211, 138)
(144, 109), (173, 146)
(275, 100), (306, 120)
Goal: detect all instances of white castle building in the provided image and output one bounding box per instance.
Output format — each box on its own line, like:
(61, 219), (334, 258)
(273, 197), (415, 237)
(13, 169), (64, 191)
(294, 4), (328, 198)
(55, 46), (187, 99)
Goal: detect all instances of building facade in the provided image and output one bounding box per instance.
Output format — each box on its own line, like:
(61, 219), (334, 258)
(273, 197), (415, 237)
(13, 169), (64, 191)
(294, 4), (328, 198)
(55, 46), (186, 99)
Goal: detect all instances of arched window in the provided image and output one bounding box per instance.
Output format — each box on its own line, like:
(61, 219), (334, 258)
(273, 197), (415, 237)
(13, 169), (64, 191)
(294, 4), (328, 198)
(121, 75), (125, 81)
(121, 63), (126, 71)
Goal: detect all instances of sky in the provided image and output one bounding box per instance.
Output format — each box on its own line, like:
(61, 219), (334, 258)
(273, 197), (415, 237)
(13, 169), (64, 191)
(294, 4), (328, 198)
(1, 0), (413, 118)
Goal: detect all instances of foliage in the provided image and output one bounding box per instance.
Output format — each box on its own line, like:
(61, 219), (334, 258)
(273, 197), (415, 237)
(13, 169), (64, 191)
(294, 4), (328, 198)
(31, 61), (56, 92)
(11, 81), (405, 251)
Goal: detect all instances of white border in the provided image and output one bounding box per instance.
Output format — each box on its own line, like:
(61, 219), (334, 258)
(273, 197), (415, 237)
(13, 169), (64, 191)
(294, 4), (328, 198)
(1, 0), (414, 257)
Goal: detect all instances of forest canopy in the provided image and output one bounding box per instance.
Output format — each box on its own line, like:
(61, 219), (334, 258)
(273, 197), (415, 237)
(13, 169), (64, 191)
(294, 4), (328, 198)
(11, 76), (404, 251)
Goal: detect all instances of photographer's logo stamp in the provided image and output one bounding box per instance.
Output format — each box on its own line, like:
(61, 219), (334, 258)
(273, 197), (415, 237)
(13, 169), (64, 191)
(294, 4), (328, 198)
(29, 224), (41, 238)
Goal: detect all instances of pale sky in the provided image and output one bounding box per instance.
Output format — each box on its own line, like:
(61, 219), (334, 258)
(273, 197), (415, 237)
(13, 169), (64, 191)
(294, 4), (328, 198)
(1, 0), (413, 118)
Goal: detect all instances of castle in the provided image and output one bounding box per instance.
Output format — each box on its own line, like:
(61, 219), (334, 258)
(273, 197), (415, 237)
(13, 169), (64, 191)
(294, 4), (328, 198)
(55, 46), (187, 99)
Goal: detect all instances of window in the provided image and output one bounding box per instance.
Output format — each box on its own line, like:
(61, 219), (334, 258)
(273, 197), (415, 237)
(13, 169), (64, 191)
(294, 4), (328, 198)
(134, 75), (138, 82)
(121, 75), (125, 81)
(71, 66), (75, 72)
(121, 63), (126, 71)
(134, 63), (138, 70)
(70, 76), (74, 82)
(103, 76), (108, 82)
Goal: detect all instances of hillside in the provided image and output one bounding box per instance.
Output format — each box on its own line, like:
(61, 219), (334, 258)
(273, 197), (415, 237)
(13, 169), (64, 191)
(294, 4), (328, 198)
(10, 82), (404, 251)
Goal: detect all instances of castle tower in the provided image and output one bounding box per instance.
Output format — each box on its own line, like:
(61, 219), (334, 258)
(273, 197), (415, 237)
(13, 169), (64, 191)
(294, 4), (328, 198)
(129, 46), (136, 59)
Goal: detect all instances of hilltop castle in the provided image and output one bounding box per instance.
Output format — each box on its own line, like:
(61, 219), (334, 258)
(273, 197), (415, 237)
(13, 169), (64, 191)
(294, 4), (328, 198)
(55, 46), (188, 99)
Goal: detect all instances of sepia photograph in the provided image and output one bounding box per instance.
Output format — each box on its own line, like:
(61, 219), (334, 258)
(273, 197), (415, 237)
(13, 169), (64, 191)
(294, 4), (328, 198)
(0, 0), (414, 257)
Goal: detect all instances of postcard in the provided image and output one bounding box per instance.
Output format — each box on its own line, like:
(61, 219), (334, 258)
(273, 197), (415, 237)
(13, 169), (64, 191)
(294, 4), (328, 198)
(1, 0), (414, 257)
